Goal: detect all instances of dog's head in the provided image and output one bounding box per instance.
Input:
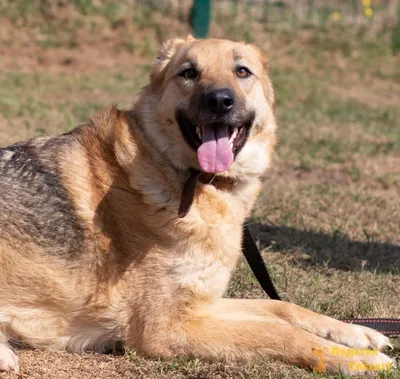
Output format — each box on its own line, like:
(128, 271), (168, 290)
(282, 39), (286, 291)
(139, 36), (277, 181)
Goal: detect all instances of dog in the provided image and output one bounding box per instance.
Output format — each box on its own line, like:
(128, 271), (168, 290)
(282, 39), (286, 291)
(0, 36), (394, 375)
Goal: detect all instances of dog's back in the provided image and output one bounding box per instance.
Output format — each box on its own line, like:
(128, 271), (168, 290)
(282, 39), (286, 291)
(0, 134), (85, 258)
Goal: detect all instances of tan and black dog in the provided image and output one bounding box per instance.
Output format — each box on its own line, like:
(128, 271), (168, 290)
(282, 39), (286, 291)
(0, 36), (394, 375)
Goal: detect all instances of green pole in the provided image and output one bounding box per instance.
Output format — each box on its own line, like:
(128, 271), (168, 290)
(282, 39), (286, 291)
(192, 0), (211, 38)
(392, 4), (400, 54)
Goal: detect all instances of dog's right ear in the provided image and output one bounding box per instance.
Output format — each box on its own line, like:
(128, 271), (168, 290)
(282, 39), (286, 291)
(150, 38), (186, 89)
(248, 44), (275, 112)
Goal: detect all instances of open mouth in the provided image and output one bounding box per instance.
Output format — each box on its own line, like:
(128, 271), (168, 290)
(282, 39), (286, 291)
(176, 111), (255, 173)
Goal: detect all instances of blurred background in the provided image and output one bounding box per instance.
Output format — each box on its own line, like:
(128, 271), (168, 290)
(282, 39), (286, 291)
(0, 1), (399, 378)
(0, 0), (398, 140)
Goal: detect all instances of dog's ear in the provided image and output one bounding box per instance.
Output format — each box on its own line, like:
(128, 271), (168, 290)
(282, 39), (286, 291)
(259, 50), (275, 109)
(249, 45), (275, 111)
(151, 38), (186, 89)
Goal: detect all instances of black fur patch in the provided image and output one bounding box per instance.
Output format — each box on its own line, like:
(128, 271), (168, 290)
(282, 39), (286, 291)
(0, 135), (85, 258)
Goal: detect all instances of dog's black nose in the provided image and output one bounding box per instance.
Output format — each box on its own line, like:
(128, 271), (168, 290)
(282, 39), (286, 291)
(202, 89), (235, 115)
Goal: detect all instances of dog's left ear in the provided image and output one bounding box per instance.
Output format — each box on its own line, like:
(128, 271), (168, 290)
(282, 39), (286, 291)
(249, 45), (275, 111)
(151, 37), (191, 90)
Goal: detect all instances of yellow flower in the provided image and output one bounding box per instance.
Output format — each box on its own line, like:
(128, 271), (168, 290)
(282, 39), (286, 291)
(331, 11), (342, 21)
(362, 0), (371, 6)
(365, 7), (373, 17)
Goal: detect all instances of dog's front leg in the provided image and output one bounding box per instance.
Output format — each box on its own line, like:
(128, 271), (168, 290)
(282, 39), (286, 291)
(136, 299), (394, 375)
(214, 299), (392, 350)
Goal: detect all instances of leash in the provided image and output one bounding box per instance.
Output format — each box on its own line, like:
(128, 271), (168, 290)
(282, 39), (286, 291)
(242, 225), (400, 338)
(242, 226), (281, 301)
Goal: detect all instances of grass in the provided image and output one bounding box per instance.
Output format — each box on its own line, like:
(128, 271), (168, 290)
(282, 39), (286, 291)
(0, 1), (399, 378)
(0, 71), (149, 144)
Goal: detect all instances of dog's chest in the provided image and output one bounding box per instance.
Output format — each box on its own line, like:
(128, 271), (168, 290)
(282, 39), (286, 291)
(172, 253), (234, 300)
(170, 186), (244, 300)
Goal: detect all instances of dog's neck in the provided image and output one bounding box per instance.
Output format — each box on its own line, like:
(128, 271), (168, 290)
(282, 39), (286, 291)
(177, 169), (238, 218)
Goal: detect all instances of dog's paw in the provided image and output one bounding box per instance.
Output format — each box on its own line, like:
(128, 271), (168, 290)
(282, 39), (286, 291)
(323, 347), (395, 376)
(329, 322), (392, 351)
(0, 344), (19, 373)
(359, 325), (393, 350)
(338, 351), (395, 376)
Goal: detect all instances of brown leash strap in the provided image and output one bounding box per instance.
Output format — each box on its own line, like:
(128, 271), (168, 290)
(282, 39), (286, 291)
(243, 225), (400, 337)
(339, 319), (400, 337)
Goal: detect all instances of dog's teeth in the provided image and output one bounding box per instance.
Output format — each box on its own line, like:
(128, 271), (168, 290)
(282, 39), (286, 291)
(230, 127), (238, 143)
(196, 126), (202, 140)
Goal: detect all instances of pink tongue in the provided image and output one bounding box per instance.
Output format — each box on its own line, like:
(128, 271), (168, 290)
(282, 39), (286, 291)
(197, 124), (234, 173)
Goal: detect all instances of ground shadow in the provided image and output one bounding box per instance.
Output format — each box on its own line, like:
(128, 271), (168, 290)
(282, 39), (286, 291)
(247, 221), (400, 274)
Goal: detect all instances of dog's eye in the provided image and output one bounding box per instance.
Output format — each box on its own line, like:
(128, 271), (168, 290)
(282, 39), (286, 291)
(236, 67), (252, 78)
(179, 68), (198, 80)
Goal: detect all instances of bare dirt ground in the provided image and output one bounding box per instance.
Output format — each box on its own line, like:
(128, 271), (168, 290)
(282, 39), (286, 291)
(0, 1), (399, 378)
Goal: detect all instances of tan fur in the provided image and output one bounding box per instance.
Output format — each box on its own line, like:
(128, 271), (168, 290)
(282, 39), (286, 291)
(0, 37), (393, 375)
